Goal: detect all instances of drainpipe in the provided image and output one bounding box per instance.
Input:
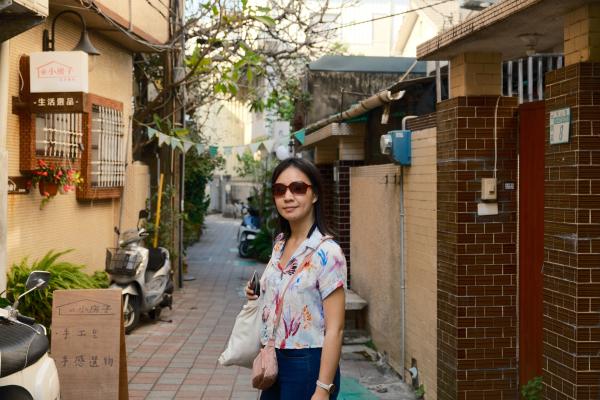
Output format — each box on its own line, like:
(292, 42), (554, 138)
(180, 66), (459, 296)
(304, 89), (405, 134)
(0, 40), (10, 292)
(400, 115), (417, 378)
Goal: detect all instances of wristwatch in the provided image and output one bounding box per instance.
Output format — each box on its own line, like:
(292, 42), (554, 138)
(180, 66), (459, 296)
(316, 380), (336, 393)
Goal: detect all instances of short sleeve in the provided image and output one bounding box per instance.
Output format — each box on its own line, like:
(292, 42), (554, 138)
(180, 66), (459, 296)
(316, 241), (347, 300)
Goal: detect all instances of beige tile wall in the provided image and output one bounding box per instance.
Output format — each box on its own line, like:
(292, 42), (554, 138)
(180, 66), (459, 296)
(403, 127), (437, 399)
(350, 127), (437, 398)
(5, 21), (148, 272)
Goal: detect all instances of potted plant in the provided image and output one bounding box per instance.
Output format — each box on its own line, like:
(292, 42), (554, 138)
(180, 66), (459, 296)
(29, 160), (84, 208)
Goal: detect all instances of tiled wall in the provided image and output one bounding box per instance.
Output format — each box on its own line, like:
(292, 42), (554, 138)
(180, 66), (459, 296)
(544, 62), (600, 400)
(436, 96), (519, 399)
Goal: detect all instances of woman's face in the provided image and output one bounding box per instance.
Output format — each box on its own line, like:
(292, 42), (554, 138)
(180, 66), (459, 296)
(273, 166), (317, 224)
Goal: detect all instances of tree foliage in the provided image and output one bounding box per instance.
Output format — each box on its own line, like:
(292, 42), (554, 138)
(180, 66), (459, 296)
(133, 0), (352, 143)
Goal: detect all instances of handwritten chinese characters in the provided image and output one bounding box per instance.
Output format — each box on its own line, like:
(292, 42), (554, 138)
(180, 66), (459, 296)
(51, 289), (124, 400)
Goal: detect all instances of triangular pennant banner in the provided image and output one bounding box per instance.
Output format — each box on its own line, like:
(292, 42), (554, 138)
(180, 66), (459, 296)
(196, 143), (205, 154)
(147, 127), (160, 139)
(250, 142), (260, 153)
(223, 146), (233, 156)
(182, 140), (194, 153)
(209, 145), (219, 157)
(263, 139), (275, 152)
(294, 129), (305, 145)
(236, 146), (247, 157)
(170, 138), (183, 151)
(157, 133), (171, 147)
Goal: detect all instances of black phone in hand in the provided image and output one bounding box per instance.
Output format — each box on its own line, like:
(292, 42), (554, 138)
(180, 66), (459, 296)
(250, 270), (261, 297)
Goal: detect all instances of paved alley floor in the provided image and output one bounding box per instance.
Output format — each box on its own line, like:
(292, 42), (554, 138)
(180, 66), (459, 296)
(126, 214), (415, 400)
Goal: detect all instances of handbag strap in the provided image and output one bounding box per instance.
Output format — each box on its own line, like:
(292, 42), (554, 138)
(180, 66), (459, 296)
(268, 235), (332, 344)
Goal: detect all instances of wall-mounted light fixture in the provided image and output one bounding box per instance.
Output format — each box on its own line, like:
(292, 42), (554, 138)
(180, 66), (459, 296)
(518, 33), (542, 57)
(42, 10), (101, 56)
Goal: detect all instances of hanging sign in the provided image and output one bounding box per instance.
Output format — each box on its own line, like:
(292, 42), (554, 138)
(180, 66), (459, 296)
(29, 51), (89, 93)
(549, 107), (570, 145)
(29, 92), (85, 113)
(51, 289), (128, 400)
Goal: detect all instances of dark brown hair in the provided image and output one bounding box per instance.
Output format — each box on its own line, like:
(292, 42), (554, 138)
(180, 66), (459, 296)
(271, 157), (331, 239)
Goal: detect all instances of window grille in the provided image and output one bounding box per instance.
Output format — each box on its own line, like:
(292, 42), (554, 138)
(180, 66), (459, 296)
(91, 105), (126, 188)
(35, 113), (84, 159)
(503, 54), (564, 104)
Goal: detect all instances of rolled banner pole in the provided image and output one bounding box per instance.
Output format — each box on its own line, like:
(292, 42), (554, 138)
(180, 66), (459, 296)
(153, 173), (164, 248)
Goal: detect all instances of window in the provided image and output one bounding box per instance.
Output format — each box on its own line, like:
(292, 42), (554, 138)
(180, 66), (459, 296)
(78, 94), (126, 200)
(35, 113), (84, 159)
(18, 55), (126, 200)
(90, 105), (126, 188)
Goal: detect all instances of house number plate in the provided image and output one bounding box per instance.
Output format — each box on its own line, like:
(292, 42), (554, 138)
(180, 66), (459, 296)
(549, 107), (570, 145)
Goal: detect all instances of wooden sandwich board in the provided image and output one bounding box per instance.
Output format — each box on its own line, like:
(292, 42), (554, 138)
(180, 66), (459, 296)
(51, 289), (128, 400)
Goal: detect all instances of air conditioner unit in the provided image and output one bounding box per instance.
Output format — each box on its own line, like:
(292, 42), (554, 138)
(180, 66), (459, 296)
(0, 0), (48, 41)
(460, 0), (496, 11)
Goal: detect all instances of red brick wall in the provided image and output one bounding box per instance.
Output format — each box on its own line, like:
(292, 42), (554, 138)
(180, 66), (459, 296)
(436, 96), (519, 400)
(318, 164), (334, 235)
(543, 63), (600, 400)
(333, 160), (362, 288)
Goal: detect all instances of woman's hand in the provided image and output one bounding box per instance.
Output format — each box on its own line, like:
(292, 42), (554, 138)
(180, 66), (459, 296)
(245, 281), (259, 301)
(311, 389), (330, 400)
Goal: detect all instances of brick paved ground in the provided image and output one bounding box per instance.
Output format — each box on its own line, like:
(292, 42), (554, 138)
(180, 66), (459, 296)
(126, 214), (414, 400)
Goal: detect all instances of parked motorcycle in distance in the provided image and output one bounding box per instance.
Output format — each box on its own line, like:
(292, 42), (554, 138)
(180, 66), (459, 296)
(106, 209), (174, 334)
(237, 201), (261, 258)
(0, 271), (61, 400)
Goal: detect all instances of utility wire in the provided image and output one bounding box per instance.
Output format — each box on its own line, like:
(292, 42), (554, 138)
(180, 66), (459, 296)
(314, 0), (454, 34)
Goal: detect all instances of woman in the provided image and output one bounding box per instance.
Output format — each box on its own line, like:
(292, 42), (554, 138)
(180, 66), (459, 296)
(246, 157), (347, 400)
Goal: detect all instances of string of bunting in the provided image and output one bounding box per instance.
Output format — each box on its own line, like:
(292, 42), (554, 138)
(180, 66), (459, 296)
(145, 128), (288, 158)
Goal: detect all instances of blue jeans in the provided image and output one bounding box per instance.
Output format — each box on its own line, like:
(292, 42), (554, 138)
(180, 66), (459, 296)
(260, 348), (340, 400)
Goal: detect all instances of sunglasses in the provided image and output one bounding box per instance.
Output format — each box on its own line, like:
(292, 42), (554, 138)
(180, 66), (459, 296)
(272, 181), (312, 198)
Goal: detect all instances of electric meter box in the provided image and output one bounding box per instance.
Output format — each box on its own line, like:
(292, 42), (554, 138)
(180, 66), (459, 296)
(388, 130), (412, 166)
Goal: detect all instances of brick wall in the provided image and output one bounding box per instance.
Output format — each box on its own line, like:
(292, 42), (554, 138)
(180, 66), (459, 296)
(333, 160), (363, 288)
(544, 62), (600, 400)
(436, 96), (519, 399)
(563, 4), (600, 66)
(449, 53), (502, 97)
(318, 164), (334, 235)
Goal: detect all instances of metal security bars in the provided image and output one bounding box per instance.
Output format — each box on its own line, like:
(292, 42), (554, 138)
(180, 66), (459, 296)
(503, 54), (564, 104)
(35, 113), (84, 159)
(91, 105), (126, 188)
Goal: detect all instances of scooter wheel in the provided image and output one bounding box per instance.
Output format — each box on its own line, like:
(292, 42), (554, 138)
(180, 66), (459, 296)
(239, 240), (252, 258)
(124, 294), (140, 334)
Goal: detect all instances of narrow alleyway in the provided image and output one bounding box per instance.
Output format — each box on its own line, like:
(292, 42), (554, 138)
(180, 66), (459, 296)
(126, 214), (414, 400)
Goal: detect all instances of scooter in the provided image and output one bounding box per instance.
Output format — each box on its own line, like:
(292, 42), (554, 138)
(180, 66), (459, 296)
(0, 271), (61, 400)
(106, 209), (174, 334)
(237, 202), (261, 258)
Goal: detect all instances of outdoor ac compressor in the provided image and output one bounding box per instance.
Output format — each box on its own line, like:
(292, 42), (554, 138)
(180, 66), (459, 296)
(380, 130), (411, 166)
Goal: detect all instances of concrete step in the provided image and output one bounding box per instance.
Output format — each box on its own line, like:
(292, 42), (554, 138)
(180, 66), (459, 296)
(343, 329), (371, 345)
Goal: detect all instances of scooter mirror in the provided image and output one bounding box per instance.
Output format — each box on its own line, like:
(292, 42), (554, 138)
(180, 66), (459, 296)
(139, 209), (149, 220)
(25, 271), (51, 291)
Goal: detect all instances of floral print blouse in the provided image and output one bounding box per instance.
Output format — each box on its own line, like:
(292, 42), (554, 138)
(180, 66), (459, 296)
(259, 227), (347, 349)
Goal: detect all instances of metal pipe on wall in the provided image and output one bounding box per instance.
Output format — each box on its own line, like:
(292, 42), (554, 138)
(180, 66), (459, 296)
(0, 40), (10, 292)
(399, 115), (417, 381)
(304, 89), (405, 134)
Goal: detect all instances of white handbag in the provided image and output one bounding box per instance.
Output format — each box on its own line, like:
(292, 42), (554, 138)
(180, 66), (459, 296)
(219, 298), (262, 368)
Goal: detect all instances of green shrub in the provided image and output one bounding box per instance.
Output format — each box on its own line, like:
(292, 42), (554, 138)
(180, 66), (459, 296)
(414, 384), (425, 399)
(249, 226), (275, 263)
(5, 250), (109, 328)
(521, 376), (543, 400)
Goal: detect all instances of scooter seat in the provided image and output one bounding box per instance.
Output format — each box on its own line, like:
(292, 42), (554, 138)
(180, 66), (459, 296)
(0, 318), (49, 378)
(147, 247), (167, 272)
